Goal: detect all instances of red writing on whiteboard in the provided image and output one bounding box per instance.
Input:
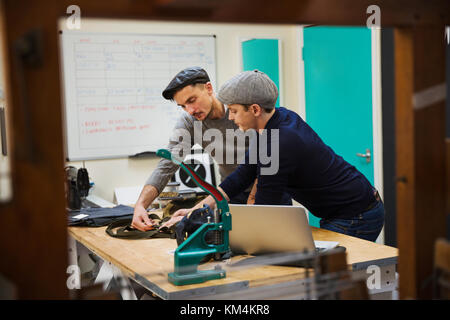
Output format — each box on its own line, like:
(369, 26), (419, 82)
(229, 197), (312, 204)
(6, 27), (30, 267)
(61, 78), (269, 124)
(115, 125), (137, 131)
(83, 106), (155, 112)
(128, 105), (156, 111)
(107, 119), (135, 125)
(85, 128), (113, 134)
(83, 121), (101, 127)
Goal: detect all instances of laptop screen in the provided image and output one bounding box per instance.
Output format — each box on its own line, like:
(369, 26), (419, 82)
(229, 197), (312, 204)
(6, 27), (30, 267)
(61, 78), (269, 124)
(228, 204), (315, 255)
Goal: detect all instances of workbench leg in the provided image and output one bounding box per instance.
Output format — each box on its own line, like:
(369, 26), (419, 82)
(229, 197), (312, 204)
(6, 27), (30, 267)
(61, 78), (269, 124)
(68, 237), (138, 299)
(67, 235), (81, 293)
(93, 260), (138, 300)
(110, 265), (138, 300)
(67, 236), (78, 268)
(94, 260), (115, 290)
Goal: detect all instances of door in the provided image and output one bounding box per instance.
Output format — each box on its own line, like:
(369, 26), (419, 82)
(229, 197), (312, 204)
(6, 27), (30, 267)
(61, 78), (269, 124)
(303, 26), (375, 227)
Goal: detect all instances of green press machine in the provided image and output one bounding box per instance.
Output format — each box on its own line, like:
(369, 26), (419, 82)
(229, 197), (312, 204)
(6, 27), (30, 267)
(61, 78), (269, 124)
(156, 149), (232, 286)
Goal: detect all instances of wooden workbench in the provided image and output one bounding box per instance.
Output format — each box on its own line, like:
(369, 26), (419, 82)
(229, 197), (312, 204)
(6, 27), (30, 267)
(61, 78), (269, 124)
(68, 224), (398, 299)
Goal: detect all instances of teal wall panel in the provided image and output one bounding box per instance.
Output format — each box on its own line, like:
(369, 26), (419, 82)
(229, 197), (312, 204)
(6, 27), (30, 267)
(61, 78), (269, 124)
(242, 39), (280, 107)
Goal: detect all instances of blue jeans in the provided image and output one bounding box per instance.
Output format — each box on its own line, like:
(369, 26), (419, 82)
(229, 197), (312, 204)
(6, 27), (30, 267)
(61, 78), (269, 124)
(319, 200), (385, 242)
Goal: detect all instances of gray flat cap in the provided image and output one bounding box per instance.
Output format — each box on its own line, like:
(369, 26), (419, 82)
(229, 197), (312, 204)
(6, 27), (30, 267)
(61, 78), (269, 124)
(217, 70), (278, 110)
(162, 66), (210, 100)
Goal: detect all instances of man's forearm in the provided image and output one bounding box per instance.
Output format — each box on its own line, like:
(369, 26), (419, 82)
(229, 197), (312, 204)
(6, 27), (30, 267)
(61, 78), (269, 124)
(219, 163), (257, 201)
(135, 184), (159, 209)
(247, 179), (258, 204)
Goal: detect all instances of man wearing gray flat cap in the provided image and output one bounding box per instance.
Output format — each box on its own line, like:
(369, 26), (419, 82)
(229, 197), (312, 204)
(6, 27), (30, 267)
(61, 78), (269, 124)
(166, 70), (385, 242)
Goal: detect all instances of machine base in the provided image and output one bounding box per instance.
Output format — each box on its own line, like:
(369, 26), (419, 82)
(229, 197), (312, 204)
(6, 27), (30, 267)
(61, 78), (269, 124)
(168, 269), (226, 286)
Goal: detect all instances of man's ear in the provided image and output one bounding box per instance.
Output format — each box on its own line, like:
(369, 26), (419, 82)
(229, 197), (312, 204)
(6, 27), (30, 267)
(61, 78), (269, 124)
(251, 104), (262, 116)
(204, 82), (214, 95)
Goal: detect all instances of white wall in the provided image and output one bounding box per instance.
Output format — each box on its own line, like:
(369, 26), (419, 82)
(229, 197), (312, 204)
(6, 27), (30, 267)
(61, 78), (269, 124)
(59, 19), (304, 203)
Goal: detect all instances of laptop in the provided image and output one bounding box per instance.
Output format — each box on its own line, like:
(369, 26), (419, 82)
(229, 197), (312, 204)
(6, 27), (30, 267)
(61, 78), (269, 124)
(228, 204), (338, 256)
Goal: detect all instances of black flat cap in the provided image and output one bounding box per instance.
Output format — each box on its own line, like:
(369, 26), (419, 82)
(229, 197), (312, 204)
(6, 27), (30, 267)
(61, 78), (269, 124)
(162, 66), (210, 100)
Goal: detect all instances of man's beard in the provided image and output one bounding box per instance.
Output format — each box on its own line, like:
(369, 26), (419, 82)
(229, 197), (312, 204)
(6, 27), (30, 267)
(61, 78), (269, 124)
(202, 103), (214, 120)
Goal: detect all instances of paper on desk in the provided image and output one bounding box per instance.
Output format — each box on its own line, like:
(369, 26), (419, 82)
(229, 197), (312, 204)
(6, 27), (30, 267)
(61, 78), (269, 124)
(114, 185), (143, 206)
(86, 194), (115, 208)
(314, 241), (339, 250)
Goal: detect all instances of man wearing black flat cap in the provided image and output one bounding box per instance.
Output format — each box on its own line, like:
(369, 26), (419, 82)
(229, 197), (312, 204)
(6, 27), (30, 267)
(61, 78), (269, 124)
(132, 67), (290, 231)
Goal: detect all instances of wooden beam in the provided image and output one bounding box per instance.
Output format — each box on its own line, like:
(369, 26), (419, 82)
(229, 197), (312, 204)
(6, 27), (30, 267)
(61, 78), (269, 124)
(208, 0), (450, 27)
(45, 0), (450, 27)
(446, 138), (450, 216)
(394, 26), (447, 299)
(0, 0), (69, 299)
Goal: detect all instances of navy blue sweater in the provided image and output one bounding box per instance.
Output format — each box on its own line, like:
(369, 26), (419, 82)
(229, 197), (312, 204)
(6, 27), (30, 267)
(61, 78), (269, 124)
(220, 107), (376, 219)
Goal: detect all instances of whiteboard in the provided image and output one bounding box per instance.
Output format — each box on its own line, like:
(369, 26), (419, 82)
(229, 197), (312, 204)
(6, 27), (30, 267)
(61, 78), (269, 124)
(60, 31), (216, 160)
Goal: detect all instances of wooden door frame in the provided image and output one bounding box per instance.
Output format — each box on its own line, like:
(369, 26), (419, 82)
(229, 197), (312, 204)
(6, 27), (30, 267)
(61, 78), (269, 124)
(0, 0), (448, 299)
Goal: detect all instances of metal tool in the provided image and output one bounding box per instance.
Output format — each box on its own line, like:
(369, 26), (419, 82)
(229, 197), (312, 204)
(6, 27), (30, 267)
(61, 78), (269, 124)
(156, 148), (232, 286)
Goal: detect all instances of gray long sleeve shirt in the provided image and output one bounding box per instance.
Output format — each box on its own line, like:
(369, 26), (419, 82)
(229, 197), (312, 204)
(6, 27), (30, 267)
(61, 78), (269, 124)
(145, 108), (250, 193)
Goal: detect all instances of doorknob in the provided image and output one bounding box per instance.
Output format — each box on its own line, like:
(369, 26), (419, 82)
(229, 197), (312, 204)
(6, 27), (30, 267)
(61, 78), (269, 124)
(356, 148), (371, 163)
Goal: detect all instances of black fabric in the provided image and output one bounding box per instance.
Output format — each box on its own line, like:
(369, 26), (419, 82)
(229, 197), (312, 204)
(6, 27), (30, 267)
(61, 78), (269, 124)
(103, 196), (207, 239)
(67, 205), (134, 227)
(175, 204), (215, 246)
(162, 195), (206, 218)
(106, 214), (176, 240)
(228, 191), (251, 204)
(162, 66), (210, 100)
(175, 204), (232, 263)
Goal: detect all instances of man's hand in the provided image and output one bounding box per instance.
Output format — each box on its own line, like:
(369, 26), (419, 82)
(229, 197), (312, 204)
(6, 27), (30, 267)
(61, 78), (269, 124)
(247, 179), (258, 204)
(158, 187), (231, 229)
(159, 208), (191, 229)
(131, 205), (156, 231)
(132, 185), (159, 231)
